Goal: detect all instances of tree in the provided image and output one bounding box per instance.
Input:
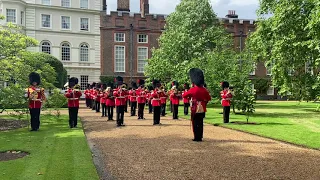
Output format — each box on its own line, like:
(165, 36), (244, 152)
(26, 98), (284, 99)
(248, 0), (320, 101)
(44, 89), (67, 119)
(43, 54), (68, 88)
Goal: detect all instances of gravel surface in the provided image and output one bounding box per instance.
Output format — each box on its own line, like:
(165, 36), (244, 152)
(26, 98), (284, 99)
(78, 104), (320, 180)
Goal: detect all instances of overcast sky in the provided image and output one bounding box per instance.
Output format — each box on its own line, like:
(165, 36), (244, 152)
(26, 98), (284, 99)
(106, 0), (259, 19)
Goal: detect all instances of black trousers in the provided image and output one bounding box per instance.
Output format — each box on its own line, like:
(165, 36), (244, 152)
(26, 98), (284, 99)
(95, 101), (100, 112)
(148, 101), (153, 113)
(138, 103), (145, 119)
(223, 106), (231, 123)
(170, 101), (173, 112)
(192, 113), (205, 140)
(101, 104), (107, 116)
(153, 106), (161, 124)
(131, 101), (137, 116)
(124, 100), (128, 112)
(173, 104), (179, 119)
(92, 100), (95, 110)
(184, 103), (190, 115)
(85, 98), (91, 107)
(29, 108), (40, 130)
(107, 106), (114, 120)
(68, 107), (79, 128)
(161, 103), (166, 116)
(116, 106), (125, 125)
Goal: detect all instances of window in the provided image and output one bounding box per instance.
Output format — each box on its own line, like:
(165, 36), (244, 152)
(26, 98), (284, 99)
(80, 0), (88, 9)
(41, 14), (51, 28)
(115, 33), (125, 42)
(21, 11), (24, 25)
(266, 63), (272, 76)
(114, 46), (125, 72)
(61, 42), (71, 61)
(61, 16), (70, 29)
(137, 47), (148, 73)
(6, 9), (16, 23)
(305, 62), (313, 75)
(249, 63), (256, 75)
(80, 18), (89, 31)
(80, 43), (89, 62)
(61, 0), (70, 7)
(138, 34), (148, 43)
(267, 86), (274, 96)
(41, 41), (51, 54)
(42, 0), (51, 5)
(80, 76), (89, 90)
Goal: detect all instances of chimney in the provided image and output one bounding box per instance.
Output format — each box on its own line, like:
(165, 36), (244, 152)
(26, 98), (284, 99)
(226, 10), (238, 18)
(117, 0), (130, 12)
(140, 0), (149, 17)
(102, 0), (107, 12)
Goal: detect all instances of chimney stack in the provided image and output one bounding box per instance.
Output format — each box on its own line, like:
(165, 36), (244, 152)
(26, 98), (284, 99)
(140, 0), (149, 18)
(102, 0), (107, 12)
(226, 10), (238, 18)
(117, 0), (130, 12)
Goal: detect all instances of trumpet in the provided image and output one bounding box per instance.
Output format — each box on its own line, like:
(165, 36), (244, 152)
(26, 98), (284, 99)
(73, 84), (81, 92)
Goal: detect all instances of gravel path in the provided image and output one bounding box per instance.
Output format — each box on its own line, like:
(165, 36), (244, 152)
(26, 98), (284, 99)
(79, 104), (320, 180)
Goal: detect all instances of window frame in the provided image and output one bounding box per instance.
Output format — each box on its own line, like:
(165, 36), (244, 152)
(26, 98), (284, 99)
(137, 34), (148, 43)
(80, 75), (89, 90)
(249, 63), (256, 76)
(80, 0), (89, 9)
(20, 11), (25, 25)
(267, 86), (275, 96)
(114, 33), (125, 42)
(137, 46), (148, 73)
(61, 42), (71, 61)
(40, 14), (52, 28)
(266, 62), (273, 76)
(80, 17), (89, 31)
(6, 9), (17, 24)
(61, 16), (71, 30)
(114, 45), (126, 72)
(79, 43), (89, 62)
(42, 0), (51, 5)
(40, 41), (52, 54)
(61, 0), (71, 8)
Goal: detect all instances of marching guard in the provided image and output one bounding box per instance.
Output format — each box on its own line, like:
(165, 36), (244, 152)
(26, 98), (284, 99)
(130, 82), (138, 116)
(84, 84), (91, 108)
(147, 86), (153, 114)
(95, 84), (101, 113)
(64, 77), (82, 128)
(101, 84), (107, 117)
(114, 76), (127, 127)
(170, 84), (181, 120)
(137, 79), (146, 119)
(160, 85), (168, 116)
(91, 83), (96, 110)
(220, 81), (233, 123)
(25, 72), (46, 131)
(182, 68), (211, 142)
(106, 83), (115, 121)
(151, 80), (162, 125)
(182, 83), (191, 115)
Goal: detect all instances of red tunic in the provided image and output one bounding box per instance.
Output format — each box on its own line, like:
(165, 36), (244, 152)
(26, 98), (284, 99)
(129, 90), (137, 102)
(182, 90), (190, 104)
(113, 88), (127, 106)
(100, 92), (106, 104)
(27, 86), (45, 109)
(170, 93), (180, 105)
(182, 86), (211, 112)
(105, 91), (115, 107)
(84, 89), (91, 99)
(89, 89), (94, 99)
(151, 90), (161, 106)
(159, 92), (167, 104)
(95, 90), (101, 102)
(137, 90), (147, 104)
(220, 90), (232, 107)
(65, 88), (82, 107)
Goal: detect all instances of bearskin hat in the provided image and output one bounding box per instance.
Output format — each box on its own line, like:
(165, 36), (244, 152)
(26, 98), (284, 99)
(184, 83), (190, 90)
(69, 77), (78, 88)
(221, 81), (229, 89)
(87, 84), (91, 89)
(131, 82), (138, 89)
(189, 68), (204, 86)
(107, 82), (114, 89)
(101, 84), (107, 90)
(138, 79), (145, 87)
(148, 85), (154, 91)
(114, 76), (123, 86)
(152, 79), (161, 88)
(29, 72), (41, 85)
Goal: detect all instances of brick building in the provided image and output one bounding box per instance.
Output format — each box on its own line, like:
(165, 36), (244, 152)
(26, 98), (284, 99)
(100, 0), (276, 97)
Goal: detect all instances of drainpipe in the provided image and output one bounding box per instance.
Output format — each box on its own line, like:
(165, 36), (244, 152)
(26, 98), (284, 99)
(130, 24), (133, 84)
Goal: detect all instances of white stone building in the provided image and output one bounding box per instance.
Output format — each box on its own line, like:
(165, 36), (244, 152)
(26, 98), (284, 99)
(0, 0), (101, 90)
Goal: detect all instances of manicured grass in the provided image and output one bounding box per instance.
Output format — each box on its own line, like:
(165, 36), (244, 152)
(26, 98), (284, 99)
(170, 101), (320, 149)
(0, 115), (99, 180)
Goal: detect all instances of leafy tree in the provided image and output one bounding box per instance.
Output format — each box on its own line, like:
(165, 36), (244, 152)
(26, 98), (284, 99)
(100, 76), (114, 85)
(43, 54), (68, 88)
(249, 0), (320, 101)
(44, 89), (67, 119)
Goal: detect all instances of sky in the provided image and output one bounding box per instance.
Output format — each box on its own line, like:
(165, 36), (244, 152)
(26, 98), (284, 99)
(106, 0), (259, 19)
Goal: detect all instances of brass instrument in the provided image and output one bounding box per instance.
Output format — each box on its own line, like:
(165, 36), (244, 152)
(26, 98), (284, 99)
(25, 87), (46, 102)
(73, 84), (81, 92)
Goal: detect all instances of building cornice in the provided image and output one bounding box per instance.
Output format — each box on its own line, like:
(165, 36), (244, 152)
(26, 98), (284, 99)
(64, 65), (100, 69)
(26, 29), (100, 36)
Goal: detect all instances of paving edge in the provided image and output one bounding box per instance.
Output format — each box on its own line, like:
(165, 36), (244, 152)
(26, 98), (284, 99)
(80, 117), (115, 180)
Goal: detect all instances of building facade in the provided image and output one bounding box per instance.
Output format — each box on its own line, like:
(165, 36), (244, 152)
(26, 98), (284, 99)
(0, 0), (101, 90)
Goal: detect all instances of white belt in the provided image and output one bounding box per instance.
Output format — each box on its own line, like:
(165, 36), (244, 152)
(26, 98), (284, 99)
(117, 97), (125, 98)
(69, 98), (79, 100)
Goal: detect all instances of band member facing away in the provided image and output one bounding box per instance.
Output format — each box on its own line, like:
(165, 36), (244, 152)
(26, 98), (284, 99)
(25, 72), (46, 131)
(101, 84), (107, 117)
(84, 84), (91, 108)
(130, 82), (138, 116)
(65, 77), (82, 128)
(114, 76), (127, 127)
(183, 68), (211, 142)
(220, 81), (233, 123)
(147, 86), (153, 114)
(159, 85), (168, 117)
(105, 83), (115, 121)
(137, 79), (146, 120)
(170, 85), (181, 120)
(151, 80), (162, 125)
(91, 82), (96, 110)
(182, 83), (191, 115)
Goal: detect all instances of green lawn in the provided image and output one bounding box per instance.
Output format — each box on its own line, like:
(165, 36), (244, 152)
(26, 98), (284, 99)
(0, 115), (99, 180)
(171, 101), (320, 149)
